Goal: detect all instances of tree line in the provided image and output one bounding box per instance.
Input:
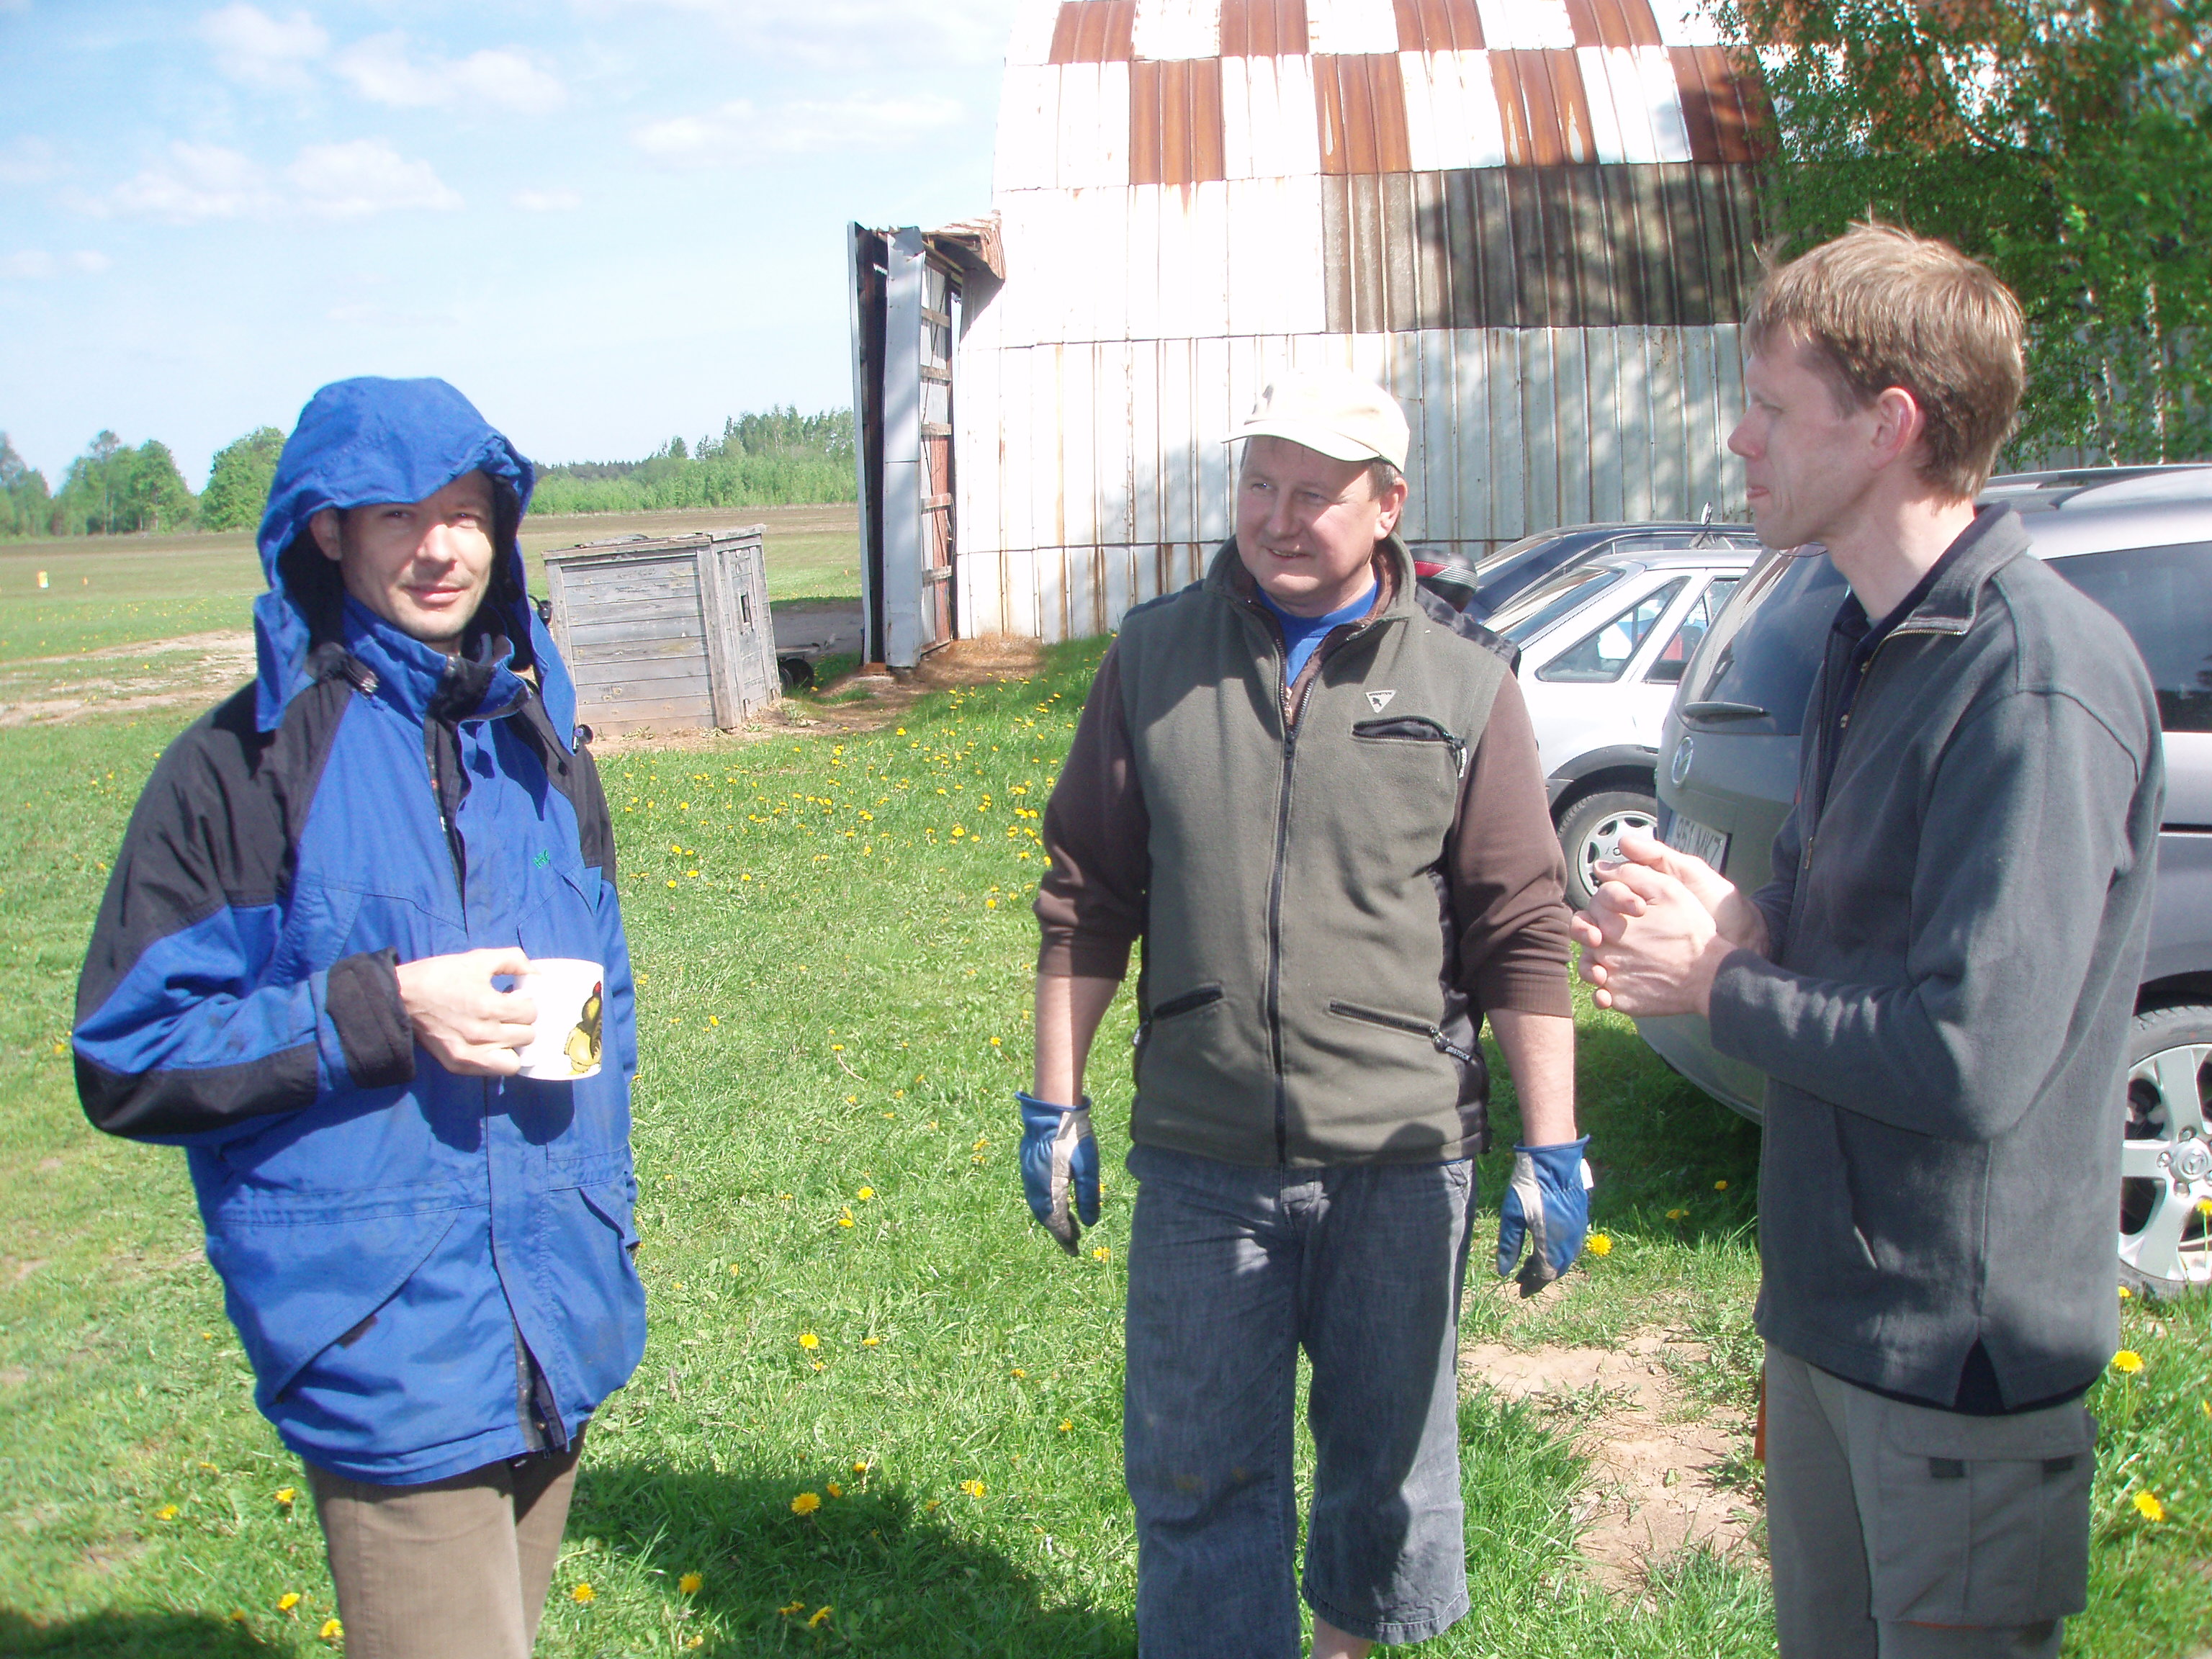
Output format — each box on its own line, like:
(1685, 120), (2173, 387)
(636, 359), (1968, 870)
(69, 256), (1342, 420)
(0, 405), (858, 541)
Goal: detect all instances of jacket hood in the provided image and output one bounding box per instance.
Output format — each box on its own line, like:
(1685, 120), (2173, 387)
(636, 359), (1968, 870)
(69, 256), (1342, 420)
(252, 377), (577, 747)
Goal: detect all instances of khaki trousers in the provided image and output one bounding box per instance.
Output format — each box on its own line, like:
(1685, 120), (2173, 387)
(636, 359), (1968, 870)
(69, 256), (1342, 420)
(1764, 1346), (2093, 1659)
(304, 1439), (583, 1659)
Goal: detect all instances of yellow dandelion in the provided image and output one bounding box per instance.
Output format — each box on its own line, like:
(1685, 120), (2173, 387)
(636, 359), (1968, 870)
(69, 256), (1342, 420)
(570, 1583), (595, 1604)
(863, 1335), (881, 1347)
(2200, 1197), (2212, 1218)
(276, 1592), (302, 1612)
(2111, 1349), (2144, 1375)
(791, 1491), (822, 1516)
(154, 1504), (179, 1521)
(778, 1599), (806, 1616)
(925, 1498), (941, 1512)
(1665, 1208), (1688, 1220)
(857, 1187), (874, 1200)
(1058, 1419), (1073, 1433)
(798, 1332), (820, 1350)
(2118, 1285), (2133, 1300)
(837, 1209), (855, 1227)
(826, 1481), (844, 1498)
(274, 1487), (296, 1506)
(2133, 1491), (2165, 1523)
(1714, 1179), (1729, 1191)
(1092, 1245), (1112, 1262)
(727, 1263), (741, 1277)
(853, 1460), (870, 1473)
(679, 1572), (703, 1595)
(811, 1359), (826, 1372)
(1585, 1233), (1614, 1257)
(809, 1606), (833, 1628)
(961, 1479), (986, 1498)
(319, 1618), (343, 1640)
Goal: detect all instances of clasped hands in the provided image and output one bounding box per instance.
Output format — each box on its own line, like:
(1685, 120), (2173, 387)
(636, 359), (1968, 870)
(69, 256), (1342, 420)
(1570, 828), (1766, 1017)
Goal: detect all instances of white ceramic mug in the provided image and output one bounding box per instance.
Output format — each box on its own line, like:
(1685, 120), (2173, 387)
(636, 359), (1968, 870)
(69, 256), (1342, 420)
(514, 958), (606, 1080)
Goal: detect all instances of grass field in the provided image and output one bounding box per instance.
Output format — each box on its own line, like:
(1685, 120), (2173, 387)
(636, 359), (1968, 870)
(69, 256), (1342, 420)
(0, 613), (2206, 1654)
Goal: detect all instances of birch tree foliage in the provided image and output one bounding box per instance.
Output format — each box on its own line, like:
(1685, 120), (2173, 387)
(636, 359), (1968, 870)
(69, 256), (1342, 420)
(1716, 0), (2212, 463)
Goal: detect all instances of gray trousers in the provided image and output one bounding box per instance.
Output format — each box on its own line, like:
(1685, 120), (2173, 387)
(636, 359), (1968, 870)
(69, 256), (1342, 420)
(1765, 1346), (2095, 1659)
(305, 1439), (583, 1659)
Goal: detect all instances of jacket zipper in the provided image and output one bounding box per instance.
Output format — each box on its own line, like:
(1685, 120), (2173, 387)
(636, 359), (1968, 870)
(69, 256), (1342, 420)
(1327, 1000), (1480, 1067)
(1256, 603), (1382, 1164)
(423, 721), (467, 921)
(1803, 619), (1956, 878)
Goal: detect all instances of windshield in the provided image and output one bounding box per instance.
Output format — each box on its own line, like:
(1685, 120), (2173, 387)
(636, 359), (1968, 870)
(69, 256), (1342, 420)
(1676, 550), (1846, 735)
(2054, 541), (2212, 732)
(1473, 530), (1560, 577)
(1490, 565), (1629, 645)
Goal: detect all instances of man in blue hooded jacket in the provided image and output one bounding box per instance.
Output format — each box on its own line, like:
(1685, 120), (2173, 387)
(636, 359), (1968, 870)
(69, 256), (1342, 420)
(74, 377), (645, 1658)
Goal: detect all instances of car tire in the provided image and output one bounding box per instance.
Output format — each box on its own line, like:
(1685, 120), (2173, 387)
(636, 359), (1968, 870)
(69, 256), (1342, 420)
(2120, 1002), (2212, 1297)
(1557, 788), (1658, 912)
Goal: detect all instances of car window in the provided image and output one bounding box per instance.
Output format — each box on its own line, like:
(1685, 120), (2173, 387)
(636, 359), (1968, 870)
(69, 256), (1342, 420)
(1646, 577), (1740, 685)
(1491, 565), (1628, 644)
(1677, 550), (1848, 734)
(1537, 580), (1686, 683)
(2051, 541), (2212, 732)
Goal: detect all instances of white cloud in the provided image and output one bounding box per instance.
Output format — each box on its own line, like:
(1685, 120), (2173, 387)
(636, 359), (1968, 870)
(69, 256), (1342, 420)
(0, 248), (109, 279)
(285, 138), (463, 218)
(333, 32), (567, 112)
(104, 141), (275, 223)
(512, 187), (583, 212)
(0, 137), (59, 186)
(634, 92), (965, 163)
(198, 4), (329, 92)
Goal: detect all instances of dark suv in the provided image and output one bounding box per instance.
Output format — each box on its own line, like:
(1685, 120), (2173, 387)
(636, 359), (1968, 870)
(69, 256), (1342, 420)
(1642, 466), (2212, 1294)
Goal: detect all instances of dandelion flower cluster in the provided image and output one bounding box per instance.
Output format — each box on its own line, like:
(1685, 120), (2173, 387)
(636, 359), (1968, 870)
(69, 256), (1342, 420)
(798, 1331), (820, 1350)
(1713, 1179), (1729, 1192)
(570, 1583), (595, 1604)
(276, 1593), (302, 1612)
(2110, 1349), (2144, 1375)
(809, 1606), (833, 1629)
(1665, 1208), (1688, 1221)
(2133, 1491), (2165, 1523)
(679, 1572), (703, 1595)
(791, 1491), (822, 1516)
(826, 1481), (845, 1498)
(319, 1618), (343, 1641)
(961, 1479), (986, 1498)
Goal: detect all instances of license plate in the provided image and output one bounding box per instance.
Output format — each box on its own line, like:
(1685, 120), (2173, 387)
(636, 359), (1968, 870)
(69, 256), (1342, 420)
(1665, 811), (1730, 875)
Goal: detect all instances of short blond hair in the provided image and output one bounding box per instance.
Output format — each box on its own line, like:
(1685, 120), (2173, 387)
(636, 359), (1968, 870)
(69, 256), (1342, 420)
(1745, 224), (2025, 499)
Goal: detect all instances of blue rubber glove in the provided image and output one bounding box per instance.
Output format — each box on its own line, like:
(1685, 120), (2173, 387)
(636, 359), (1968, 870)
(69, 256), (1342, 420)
(1496, 1136), (1593, 1294)
(1018, 1091), (1100, 1254)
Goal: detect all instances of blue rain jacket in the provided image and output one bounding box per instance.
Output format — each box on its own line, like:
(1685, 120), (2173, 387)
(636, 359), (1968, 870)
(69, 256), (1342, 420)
(73, 378), (646, 1483)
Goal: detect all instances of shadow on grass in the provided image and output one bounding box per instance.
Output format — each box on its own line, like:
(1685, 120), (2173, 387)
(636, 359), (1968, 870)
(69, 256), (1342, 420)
(1483, 1015), (1764, 1249)
(0, 1610), (275, 1656)
(572, 1462), (1136, 1657)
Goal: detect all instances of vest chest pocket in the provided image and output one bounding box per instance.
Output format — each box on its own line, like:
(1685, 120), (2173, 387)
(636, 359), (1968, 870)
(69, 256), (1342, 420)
(1350, 716), (1467, 778)
(1342, 716), (1467, 863)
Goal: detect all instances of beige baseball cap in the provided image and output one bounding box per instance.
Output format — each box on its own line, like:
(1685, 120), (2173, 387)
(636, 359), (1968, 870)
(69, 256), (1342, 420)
(1229, 369), (1410, 472)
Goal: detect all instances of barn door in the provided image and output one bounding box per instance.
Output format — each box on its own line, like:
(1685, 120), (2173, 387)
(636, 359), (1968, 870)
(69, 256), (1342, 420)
(848, 224), (959, 670)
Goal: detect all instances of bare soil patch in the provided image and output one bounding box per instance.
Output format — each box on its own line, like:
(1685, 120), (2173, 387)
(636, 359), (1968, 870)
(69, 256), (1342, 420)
(1462, 1331), (1762, 1597)
(0, 629), (256, 729)
(594, 634), (1047, 755)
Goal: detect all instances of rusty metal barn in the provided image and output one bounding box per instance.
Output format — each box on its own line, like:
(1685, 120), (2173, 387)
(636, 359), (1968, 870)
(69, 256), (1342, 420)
(850, 0), (1767, 661)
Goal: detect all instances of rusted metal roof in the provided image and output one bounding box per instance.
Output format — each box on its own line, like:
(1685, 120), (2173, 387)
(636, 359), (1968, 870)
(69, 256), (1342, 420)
(1011, 0), (1763, 171)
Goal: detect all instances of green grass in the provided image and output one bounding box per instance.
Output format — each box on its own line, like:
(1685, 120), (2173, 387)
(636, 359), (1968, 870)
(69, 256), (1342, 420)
(0, 631), (2206, 1655)
(0, 506), (860, 668)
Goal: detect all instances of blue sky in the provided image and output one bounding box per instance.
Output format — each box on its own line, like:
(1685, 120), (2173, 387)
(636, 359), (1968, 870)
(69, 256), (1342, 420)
(0, 0), (1018, 487)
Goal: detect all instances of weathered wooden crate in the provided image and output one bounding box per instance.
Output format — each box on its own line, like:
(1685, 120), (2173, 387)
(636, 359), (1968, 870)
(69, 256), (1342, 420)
(543, 525), (777, 737)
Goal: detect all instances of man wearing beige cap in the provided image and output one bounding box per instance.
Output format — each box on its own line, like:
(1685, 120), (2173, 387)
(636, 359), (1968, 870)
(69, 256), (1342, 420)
(1022, 369), (1584, 1657)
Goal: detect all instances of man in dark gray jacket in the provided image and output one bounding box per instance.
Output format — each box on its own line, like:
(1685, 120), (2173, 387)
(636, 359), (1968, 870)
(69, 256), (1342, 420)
(1575, 226), (2163, 1657)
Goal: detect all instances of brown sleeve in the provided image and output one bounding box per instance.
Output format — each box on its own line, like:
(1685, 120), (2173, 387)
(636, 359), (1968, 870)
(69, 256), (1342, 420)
(1034, 642), (1149, 981)
(1450, 673), (1574, 1017)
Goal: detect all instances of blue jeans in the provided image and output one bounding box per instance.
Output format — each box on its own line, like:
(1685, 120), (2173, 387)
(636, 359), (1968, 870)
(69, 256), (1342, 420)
(1123, 1144), (1478, 1658)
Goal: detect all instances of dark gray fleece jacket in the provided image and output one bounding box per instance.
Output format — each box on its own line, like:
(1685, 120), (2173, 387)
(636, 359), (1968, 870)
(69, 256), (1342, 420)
(1710, 506), (2164, 1408)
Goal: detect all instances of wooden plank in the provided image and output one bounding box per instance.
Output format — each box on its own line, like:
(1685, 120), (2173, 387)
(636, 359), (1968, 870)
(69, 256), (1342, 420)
(1417, 326), (1456, 538)
(1584, 325), (1626, 523)
(1102, 543), (1134, 631)
(1131, 338), (1163, 547)
(1616, 324), (1654, 520)
(1487, 328), (1524, 539)
(1198, 332), (1238, 547)
(572, 655), (715, 691)
(1681, 323), (1722, 519)
(1037, 544), (1069, 644)
(1519, 329), (1560, 533)
(567, 616), (706, 649)
(1552, 326), (1592, 525)
(1647, 325), (1687, 518)
(1061, 343), (1098, 548)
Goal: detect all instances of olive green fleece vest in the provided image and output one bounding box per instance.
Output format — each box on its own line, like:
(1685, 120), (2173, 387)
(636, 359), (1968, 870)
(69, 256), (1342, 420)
(1119, 539), (1514, 1168)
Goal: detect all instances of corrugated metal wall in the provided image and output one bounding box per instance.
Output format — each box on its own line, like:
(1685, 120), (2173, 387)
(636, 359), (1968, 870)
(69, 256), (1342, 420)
(956, 0), (1765, 642)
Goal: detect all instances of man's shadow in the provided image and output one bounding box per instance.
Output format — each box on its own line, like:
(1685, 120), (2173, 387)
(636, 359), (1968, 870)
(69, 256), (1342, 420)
(0, 1611), (272, 1657)
(570, 1462), (1138, 1655)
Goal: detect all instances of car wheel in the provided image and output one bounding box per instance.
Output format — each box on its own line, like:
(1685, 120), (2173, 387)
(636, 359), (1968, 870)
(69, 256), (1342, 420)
(2120, 1003), (2212, 1296)
(1557, 788), (1658, 912)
